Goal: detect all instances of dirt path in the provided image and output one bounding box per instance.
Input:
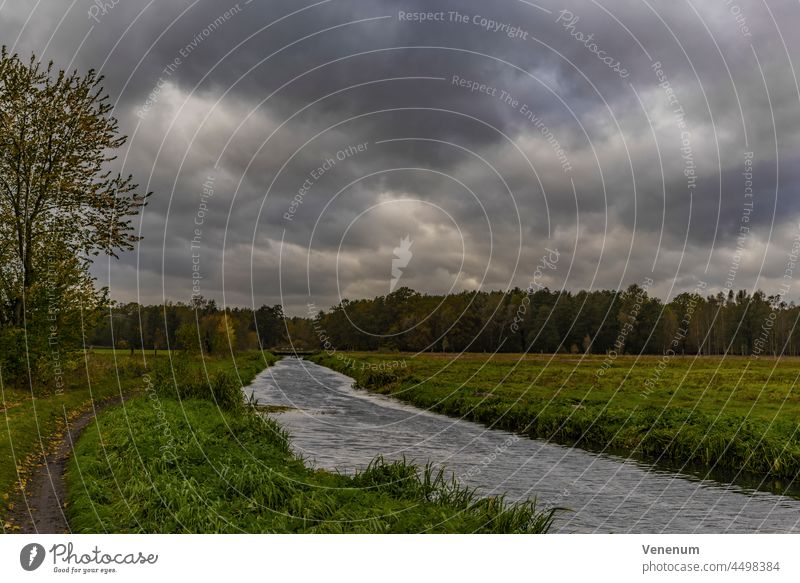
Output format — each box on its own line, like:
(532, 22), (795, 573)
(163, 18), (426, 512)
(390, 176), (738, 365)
(7, 395), (125, 534)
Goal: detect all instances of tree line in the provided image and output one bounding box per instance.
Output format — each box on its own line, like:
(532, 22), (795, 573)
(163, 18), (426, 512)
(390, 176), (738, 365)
(58, 282), (800, 360)
(307, 285), (800, 357)
(88, 298), (288, 355)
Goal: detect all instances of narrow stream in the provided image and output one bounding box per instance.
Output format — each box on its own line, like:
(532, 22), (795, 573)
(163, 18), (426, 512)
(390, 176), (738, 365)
(247, 357), (800, 533)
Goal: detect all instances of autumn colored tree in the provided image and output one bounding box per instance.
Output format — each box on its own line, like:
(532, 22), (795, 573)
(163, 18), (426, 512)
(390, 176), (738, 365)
(0, 48), (149, 387)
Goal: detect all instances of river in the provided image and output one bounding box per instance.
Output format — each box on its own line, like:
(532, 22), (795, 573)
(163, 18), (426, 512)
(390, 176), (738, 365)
(247, 357), (800, 533)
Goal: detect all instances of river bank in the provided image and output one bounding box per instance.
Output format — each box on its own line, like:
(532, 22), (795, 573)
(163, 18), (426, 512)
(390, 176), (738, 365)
(247, 357), (800, 532)
(308, 352), (800, 486)
(64, 353), (557, 533)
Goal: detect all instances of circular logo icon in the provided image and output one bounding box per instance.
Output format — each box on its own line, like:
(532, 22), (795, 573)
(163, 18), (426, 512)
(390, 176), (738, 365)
(20, 543), (46, 571)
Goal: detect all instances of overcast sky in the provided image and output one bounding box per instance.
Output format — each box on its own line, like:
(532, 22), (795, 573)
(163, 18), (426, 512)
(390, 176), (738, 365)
(3, 0), (799, 314)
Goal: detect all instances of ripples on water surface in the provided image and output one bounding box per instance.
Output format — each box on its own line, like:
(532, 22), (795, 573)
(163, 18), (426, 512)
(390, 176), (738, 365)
(247, 358), (800, 533)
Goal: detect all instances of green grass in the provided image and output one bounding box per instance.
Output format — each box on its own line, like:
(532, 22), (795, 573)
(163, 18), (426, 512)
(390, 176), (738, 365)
(0, 350), (153, 523)
(65, 354), (557, 533)
(0, 349), (274, 526)
(309, 352), (800, 483)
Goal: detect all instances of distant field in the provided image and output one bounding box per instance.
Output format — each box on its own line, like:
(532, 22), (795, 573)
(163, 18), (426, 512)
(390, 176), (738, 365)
(85, 347), (173, 355)
(310, 352), (800, 484)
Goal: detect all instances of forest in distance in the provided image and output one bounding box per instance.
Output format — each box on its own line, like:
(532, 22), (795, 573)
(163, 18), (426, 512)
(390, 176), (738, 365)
(89, 284), (797, 358)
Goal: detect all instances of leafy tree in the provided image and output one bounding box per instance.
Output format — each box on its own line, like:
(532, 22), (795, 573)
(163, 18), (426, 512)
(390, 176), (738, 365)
(0, 48), (148, 387)
(152, 327), (166, 356)
(209, 313), (236, 355)
(176, 320), (201, 354)
(254, 304), (285, 348)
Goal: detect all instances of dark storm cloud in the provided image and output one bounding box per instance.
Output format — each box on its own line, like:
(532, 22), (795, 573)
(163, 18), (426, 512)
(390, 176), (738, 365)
(2, 0), (799, 313)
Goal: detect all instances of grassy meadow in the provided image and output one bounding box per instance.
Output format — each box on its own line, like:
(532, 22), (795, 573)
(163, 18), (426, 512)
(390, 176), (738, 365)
(309, 352), (800, 485)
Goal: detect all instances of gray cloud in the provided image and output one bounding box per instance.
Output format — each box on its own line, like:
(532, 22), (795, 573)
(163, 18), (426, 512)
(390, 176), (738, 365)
(3, 0), (799, 313)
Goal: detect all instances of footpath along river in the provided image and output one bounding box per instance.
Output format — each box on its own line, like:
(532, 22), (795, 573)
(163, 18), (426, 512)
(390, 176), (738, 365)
(248, 357), (800, 533)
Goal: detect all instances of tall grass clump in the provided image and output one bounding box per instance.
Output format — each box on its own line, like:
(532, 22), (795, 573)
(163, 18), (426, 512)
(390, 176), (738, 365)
(351, 457), (559, 533)
(148, 352), (271, 411)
